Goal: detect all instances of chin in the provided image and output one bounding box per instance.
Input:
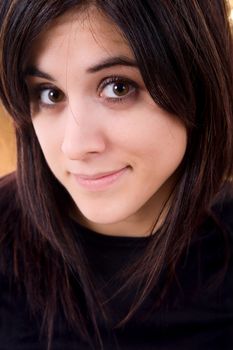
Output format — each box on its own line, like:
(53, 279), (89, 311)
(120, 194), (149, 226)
(80, 210), (126, 225)
(75, 201), (134, 226)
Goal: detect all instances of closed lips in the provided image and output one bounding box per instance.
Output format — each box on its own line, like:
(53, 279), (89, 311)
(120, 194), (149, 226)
(76, 167), (129, 180)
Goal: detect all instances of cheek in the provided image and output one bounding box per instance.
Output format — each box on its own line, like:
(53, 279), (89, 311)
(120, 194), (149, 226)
(119, 116), (187, 169)
(131, 122), (187, 201)
(32, 120), (63, 170)
(153, 123), (187, 167)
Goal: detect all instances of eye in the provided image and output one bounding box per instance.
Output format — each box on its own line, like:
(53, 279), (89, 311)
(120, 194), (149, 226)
(99, 77), (138, 101)
(39, 87), (64, 106)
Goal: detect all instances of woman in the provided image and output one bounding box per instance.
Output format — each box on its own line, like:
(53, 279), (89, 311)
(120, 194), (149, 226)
(0, 1), (233, 349)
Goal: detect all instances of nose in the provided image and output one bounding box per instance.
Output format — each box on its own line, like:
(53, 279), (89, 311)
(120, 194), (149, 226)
(61, 104), (107, 160)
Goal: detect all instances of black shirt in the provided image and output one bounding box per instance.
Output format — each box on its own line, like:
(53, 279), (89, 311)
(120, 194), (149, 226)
(0, 192), (233, 349)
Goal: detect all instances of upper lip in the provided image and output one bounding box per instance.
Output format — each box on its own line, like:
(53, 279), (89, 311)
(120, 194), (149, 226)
(73, 167), (127, 180)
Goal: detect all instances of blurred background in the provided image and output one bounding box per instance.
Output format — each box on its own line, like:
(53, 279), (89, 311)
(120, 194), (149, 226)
(0, 106), (16, 176)
(0, 0), (233, 177)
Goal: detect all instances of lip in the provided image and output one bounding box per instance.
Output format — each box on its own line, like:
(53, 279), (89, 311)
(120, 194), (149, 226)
(73, 166), (129, 191)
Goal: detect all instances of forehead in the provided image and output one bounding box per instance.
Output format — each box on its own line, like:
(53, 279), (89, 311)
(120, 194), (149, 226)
(28, 7), (133, 68)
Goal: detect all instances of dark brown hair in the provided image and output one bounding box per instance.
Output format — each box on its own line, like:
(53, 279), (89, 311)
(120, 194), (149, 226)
(0, 1), (233, 349)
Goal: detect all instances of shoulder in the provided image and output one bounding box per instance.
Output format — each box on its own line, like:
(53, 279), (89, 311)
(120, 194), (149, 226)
(199, 182), (233, 291)
(197, 181), (233, 260)
(0, 171), (18, 197)
(202, 183), (233, 307)
(191, 182), (233, 250)
(0, 172), (20, 274)
(184, 182), (233, 291)
(210, 181), (233, 239)
(0, 171), (20, 223)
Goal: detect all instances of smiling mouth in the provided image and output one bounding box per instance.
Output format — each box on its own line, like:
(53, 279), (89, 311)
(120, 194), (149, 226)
(73, 166), (130, 191)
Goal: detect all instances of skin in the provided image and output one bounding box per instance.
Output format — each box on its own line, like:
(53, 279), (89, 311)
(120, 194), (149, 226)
(26, 7), (187, 237)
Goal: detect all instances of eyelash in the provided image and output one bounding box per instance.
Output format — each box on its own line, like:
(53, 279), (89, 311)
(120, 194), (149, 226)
(29, 76), (139, 109)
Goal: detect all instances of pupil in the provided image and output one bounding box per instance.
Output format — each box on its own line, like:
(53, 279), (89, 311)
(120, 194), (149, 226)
(49, 90), (60, 101)
(114, 83), (128, 96)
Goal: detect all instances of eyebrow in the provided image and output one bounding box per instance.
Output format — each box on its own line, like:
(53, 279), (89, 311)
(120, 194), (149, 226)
(86, 56), (138, 73)
(24, 56), (138, 81)
(25, 67), (56, 81)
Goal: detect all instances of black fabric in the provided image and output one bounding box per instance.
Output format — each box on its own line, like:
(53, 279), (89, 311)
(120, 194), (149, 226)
(0, 192), (233, 349)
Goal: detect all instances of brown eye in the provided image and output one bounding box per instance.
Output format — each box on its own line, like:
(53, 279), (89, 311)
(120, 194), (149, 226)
(100, 78), (137, 100)
(112, 82), (130, 96)
(40, 88), (64, 105)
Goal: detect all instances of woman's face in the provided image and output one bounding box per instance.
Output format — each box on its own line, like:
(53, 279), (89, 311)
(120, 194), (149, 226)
(26, 8), (187, 237)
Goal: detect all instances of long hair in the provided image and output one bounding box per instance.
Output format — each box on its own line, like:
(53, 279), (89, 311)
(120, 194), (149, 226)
(0, 1), (233, 349)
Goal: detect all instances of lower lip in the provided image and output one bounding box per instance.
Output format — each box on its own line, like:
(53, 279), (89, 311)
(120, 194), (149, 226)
(74, 167), (130, 191)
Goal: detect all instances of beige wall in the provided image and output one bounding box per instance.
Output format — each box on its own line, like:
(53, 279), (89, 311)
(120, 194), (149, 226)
(0, 107), (16, 176)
